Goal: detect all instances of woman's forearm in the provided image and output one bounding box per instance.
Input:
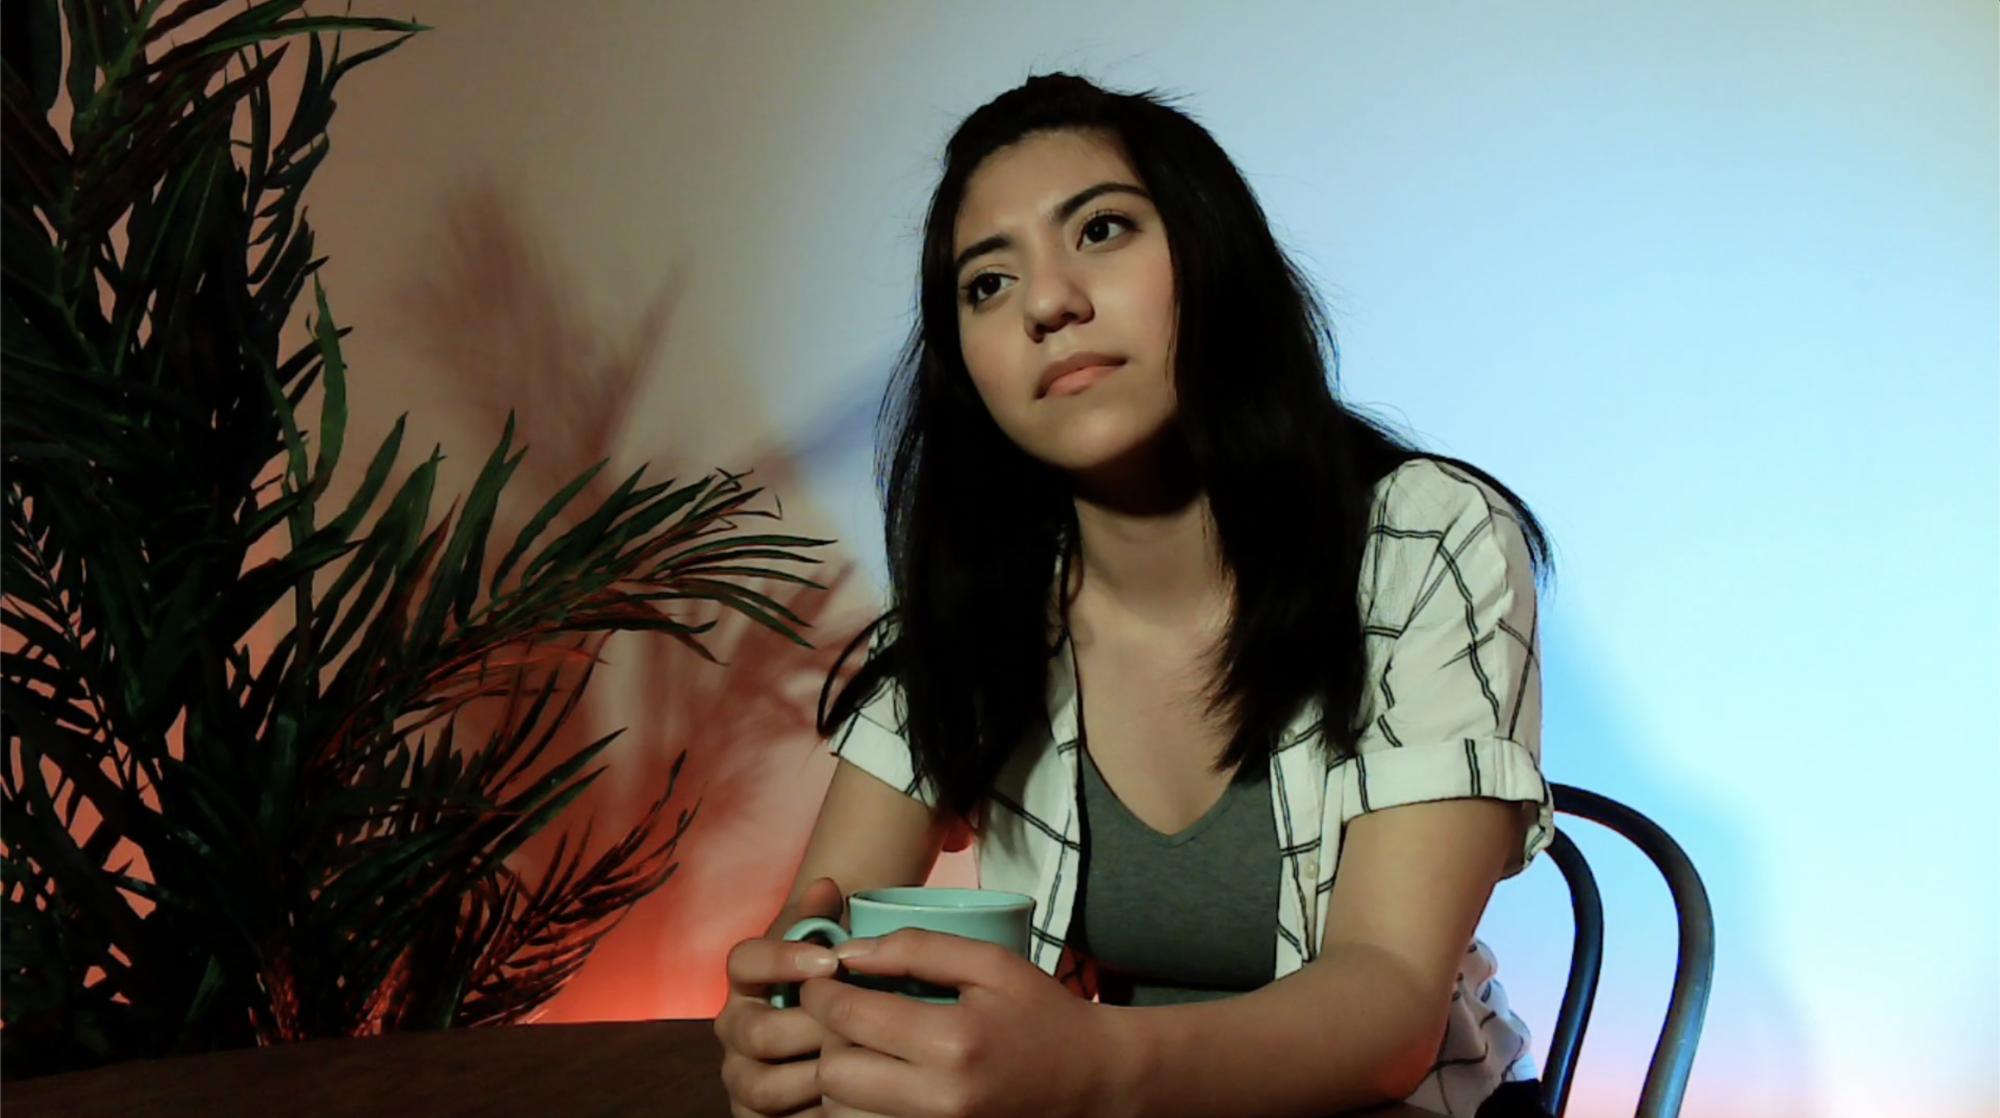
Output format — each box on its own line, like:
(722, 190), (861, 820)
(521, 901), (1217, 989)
(1090, 944), (1444, 1118)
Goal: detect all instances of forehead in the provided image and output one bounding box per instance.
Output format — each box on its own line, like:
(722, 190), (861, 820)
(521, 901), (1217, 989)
(953, 129), (1140, 240)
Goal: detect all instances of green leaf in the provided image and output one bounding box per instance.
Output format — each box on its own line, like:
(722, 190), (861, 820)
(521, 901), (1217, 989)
(307, 277), (348, 489)
(487, 456), (608, 598)
(4, 1), (64, 114)
(656, 532), (835, 566)
(514, 464), (661, 589)
(661, 563), (827, 590)
(410, 416), (521, 651)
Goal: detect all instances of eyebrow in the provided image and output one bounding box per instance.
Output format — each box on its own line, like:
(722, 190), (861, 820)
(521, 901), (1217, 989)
(952, 181), (1152, 278)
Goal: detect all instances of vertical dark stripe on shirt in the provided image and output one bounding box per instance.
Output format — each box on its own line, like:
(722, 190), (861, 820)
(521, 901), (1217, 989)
(1437, 531), (1504, 730)
(1270, 759), (1316, 964)
(1504, 595), (1537, 741)
(1376, 714), (1405, 748)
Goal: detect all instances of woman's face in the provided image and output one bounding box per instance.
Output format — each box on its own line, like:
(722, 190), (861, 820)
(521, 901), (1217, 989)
(950, 129), (1178, 476)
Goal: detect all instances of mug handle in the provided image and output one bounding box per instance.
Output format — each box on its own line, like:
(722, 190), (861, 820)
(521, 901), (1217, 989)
(768, 917), (848, 1009)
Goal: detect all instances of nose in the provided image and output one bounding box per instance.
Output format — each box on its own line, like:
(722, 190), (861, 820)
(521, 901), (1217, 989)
(1022, 264), (1094, 340)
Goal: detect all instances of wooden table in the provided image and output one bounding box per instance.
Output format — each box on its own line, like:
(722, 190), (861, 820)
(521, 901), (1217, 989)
(5, 1019), (735, 1117)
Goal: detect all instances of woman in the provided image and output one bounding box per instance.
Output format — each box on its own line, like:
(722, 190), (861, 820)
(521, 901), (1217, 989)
(716, 72), (1556, 1118)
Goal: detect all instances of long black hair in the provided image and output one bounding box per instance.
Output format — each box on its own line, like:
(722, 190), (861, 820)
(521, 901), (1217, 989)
(817, 72), (1552, 831)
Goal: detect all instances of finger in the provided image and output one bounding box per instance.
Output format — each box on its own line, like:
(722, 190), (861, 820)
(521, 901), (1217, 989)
(831, 927), (1013, 988)
(816, 1034), (894, 1118)
(720, 1046), (822, 1116)
(718, 997), (829, 1061)
(731, 1003), (831, 1063)
(728, 936), (842, 999)
(797, 975), (958, 1065)
(817, 1038), (949, 1118)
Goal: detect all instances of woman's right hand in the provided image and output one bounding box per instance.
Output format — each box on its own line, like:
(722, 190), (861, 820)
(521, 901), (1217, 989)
(715, 876), (848, 1117)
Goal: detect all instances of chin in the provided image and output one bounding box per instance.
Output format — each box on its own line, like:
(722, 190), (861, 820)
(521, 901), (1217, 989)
(1034, 412), (1179, 476)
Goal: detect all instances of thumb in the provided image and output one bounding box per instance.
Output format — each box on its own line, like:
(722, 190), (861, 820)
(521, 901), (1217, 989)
(797, 876), (846, 921)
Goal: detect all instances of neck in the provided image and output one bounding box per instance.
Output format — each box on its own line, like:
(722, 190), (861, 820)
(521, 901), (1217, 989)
(1061, 436), (1232, 635)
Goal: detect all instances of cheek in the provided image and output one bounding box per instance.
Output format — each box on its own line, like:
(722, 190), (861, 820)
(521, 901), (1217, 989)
(962, 364), (1002, 416)
(1145, 264), (1178, 363)
(959, 335), (1016, 412)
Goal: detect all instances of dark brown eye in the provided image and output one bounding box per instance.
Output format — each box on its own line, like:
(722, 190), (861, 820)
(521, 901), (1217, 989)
(959, 213), (1135, 309)
(1080, 212), (1135, 245)
(961, 273), (1006, 307)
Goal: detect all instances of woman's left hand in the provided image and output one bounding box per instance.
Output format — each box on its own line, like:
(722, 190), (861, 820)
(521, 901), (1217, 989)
(798, 929), (1126, 1118)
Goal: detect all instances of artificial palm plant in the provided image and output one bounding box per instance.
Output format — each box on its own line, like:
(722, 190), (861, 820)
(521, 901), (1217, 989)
(0, 0), (834, 1077)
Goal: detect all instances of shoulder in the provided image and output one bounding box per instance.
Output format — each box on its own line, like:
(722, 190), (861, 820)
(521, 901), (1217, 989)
(823, 612), (907, 738)
(1363, 457), (1537, 601)
(1370, 457), (1522, 536)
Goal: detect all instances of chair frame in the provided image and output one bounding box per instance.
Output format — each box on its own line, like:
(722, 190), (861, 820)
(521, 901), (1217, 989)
(1538, 783), (1715, 1118)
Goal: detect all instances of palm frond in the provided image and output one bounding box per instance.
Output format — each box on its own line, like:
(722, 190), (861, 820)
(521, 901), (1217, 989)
(1, 0), (834, 1078)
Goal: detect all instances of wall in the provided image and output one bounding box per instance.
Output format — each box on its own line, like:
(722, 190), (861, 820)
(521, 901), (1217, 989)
(291, 3), (1999, 1115)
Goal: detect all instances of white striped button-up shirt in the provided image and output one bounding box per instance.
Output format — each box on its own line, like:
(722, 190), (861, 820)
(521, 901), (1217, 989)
(831, 458), (1553, 1115)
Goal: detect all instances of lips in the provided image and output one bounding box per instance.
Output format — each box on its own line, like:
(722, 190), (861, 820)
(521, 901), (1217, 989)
(1036, 352), (1126, 399)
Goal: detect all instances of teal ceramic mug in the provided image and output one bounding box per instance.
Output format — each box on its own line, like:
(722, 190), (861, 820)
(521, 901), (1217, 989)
(767, 886), (1036, 1009)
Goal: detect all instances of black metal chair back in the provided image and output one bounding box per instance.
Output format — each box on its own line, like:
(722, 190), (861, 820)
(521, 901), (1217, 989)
(1538, 783), (1715, 1117)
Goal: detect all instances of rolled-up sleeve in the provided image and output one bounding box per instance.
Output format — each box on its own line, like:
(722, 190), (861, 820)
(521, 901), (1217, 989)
(1337, 461), (1553, 877)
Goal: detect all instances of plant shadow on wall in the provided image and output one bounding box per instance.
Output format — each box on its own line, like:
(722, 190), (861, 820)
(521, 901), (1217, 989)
(388, 172), (876, 1021)
(0, 1), (855, 1077)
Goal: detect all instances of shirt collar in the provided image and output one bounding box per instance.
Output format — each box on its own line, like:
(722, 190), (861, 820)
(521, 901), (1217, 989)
(1045, 627), (1079, 746)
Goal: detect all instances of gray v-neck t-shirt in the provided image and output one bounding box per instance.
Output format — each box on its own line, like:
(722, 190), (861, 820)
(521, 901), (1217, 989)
(1070, 739), (1281, 1006)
